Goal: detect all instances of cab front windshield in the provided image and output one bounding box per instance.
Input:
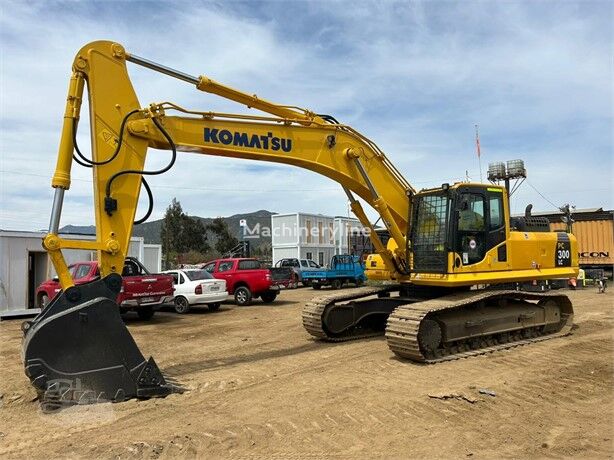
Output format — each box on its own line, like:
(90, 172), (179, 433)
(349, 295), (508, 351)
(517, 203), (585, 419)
(412, 192), (450, 245)
(411, 191), (451, 272)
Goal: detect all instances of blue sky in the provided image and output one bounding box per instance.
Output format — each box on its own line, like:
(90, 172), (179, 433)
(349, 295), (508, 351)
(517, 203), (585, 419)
(0, 0), (612, 231)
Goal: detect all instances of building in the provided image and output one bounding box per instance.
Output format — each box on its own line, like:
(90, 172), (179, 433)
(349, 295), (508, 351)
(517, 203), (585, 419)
(271, 213), (367, 266)
(0, 230), (162, 318)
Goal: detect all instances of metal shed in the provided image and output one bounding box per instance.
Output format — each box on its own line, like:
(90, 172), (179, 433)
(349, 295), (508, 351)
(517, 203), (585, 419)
(0, 230), (161, 318)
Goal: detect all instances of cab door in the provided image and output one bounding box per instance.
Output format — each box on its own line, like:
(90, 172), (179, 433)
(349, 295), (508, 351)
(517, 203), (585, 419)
(485, 189), (507, 260)
(454, 190), (488, 266)
(453, 187), (507, 268)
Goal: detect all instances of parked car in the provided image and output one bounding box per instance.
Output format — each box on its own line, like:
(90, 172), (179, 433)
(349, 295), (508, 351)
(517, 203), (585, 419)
(201, 258), (290, 306)
(36, 257), (174, 320)
(273, 258), (321, 285)
(163, 268), (228, 313)
(302, 254), (366, 290)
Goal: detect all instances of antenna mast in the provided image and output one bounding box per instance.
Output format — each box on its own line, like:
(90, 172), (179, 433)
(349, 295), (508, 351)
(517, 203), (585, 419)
(475, 124), (483, 182)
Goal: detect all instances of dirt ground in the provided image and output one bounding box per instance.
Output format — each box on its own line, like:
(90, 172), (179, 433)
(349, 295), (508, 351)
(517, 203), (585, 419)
(0, 287), (612, 459)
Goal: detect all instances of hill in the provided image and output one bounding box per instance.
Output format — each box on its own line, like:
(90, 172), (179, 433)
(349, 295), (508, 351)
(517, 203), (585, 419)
(59, 210), (276, 251)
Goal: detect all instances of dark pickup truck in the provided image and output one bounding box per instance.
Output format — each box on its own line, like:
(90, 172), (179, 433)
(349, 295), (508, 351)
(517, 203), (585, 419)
(36, 257), (174, 320)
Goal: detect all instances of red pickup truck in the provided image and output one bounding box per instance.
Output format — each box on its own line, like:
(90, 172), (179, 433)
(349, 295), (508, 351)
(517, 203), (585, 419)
(201, 258), (294, 306)
(36, 257), (174, 320)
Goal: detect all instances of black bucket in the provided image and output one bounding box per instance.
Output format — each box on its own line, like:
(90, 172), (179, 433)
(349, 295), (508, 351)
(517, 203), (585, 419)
(22, 274), (172, 408)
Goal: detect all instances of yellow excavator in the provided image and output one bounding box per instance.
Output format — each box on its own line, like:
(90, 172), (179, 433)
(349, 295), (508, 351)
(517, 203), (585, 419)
(22, 41), (577, 406)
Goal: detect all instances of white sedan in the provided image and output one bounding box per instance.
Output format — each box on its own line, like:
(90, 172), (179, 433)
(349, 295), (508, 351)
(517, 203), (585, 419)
(163, 268), (228, 313)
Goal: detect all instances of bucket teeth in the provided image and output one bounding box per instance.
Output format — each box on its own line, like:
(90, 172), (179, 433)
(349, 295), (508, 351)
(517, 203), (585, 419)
(22, 276), (178, 409)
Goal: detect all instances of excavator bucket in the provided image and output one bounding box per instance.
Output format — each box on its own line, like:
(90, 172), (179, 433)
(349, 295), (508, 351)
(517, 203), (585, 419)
(22, 274), (173, 409)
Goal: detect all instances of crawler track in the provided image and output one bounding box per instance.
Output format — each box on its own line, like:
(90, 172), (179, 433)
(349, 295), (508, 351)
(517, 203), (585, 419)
(386, 290), (574, 363)
(302, 286), (398, 341)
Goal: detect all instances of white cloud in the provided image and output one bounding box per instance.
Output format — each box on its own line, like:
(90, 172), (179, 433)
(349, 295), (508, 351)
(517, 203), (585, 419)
(0, 0), (612, 232)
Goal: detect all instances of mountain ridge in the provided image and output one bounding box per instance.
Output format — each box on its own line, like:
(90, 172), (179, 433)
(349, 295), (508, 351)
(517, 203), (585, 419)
(59, 209), (277, 250)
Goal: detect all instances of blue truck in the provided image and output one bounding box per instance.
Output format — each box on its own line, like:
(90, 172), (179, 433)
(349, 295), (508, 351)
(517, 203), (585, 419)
(302, 255), (367, 290)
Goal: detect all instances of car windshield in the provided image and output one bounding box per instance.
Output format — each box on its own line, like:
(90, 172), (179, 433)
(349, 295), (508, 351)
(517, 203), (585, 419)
(184, 270), (214, 281)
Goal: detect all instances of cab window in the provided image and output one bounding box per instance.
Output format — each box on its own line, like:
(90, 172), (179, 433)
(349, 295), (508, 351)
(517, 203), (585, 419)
(218, 261), (234, 272)
(238, 260), (260, 270)
(300, 260), (308, 268)
(458, 194), (485, 231)
(74, 264), (91, 280)
(168, 272), (179, 284)
(203, 262), (216, 273)
(489, 195), (503, 230)
(308, 260), (319, 268)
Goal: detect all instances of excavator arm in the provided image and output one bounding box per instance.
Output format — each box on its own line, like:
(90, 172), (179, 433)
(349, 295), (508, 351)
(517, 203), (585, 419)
(24, 40), (415, 406)
(47, 41), (413, 290)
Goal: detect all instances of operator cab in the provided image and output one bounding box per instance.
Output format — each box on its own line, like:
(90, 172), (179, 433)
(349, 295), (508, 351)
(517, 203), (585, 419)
(410, 183), (507, 273)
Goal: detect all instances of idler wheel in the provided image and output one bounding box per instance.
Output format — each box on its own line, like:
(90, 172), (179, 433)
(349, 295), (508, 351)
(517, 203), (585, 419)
(418, 319), (442, 352)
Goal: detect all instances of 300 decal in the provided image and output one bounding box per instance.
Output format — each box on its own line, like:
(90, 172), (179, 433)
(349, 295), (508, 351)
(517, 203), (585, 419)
(555, 242), (572, 267)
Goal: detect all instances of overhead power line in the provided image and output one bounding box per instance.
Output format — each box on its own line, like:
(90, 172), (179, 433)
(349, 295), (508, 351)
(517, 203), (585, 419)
(525, 180), (561, 210)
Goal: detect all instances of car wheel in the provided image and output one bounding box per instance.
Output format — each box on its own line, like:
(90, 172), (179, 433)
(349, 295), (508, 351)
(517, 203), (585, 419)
(137, 306), (155, 320)
(261, 291), (278, 303)
(331, 279), (342, 290)
(303, 279), (311, 287)
(234, 286), (253, 306)
(208, 302), (221, 311)
(174, 296), (190, 314)
(37, 293), (49, 309)
(312, 284), (322, 290)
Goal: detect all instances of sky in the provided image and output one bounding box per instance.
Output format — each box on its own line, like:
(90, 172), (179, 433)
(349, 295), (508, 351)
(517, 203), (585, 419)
(0, 0), (612, 231)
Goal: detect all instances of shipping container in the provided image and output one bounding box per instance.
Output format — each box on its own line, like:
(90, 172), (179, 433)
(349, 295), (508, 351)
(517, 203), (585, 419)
(550, 219), (613, 268)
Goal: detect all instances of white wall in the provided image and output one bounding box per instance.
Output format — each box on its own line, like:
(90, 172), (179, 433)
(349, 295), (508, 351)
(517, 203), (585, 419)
(0, 231), (99, 316)
(271, 214), (298, 246)
(0, 231), (161, 317)
(127, 238), (144, 261)
(300, 246), (335, 267)
(298, 213), (335, 247)
(272, 246), (299, 265)
(143, 244), (162, 273)
(334, 217), (365, 255)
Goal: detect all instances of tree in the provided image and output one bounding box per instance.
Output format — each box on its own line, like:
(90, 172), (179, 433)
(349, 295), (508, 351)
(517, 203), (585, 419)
(161, 198), (183, 266)
(160, 198), (210, 267)
(182, 216), (209, 253)
(207, 217), (239, 254)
